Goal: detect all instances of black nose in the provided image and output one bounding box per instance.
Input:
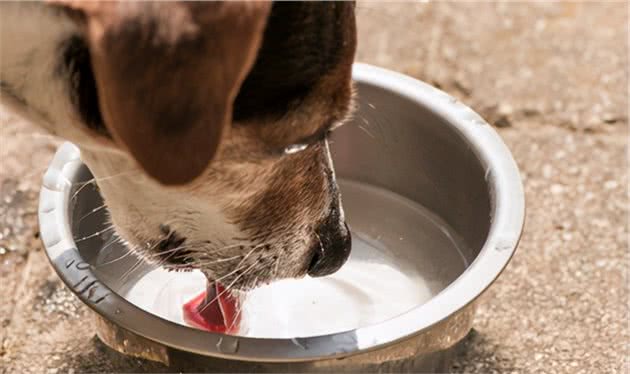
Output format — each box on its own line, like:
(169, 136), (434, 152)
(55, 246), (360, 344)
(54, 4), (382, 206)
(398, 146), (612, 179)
(307, 221), (352, 278)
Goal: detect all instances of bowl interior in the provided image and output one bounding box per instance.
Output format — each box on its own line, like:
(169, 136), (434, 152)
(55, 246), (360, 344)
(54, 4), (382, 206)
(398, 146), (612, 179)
(67, 79), (491, 339)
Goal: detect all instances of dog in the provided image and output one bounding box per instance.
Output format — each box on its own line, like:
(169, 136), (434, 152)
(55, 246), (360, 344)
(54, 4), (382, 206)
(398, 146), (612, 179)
(0, 1), (356, 291)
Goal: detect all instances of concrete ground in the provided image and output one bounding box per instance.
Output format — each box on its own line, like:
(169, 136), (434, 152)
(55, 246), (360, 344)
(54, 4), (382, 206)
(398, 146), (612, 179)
(1, 2), (627, 373)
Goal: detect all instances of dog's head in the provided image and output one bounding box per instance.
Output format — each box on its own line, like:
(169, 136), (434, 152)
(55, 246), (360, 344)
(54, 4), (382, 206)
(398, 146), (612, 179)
(0, 1), (356, 290)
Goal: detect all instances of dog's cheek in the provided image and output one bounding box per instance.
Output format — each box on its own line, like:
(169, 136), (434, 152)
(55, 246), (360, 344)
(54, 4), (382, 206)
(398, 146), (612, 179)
(221, 150), (329, 280)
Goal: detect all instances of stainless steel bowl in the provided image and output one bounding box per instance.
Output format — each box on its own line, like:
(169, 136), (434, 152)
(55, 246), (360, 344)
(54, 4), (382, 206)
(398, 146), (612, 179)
(39, 63), (524, 372)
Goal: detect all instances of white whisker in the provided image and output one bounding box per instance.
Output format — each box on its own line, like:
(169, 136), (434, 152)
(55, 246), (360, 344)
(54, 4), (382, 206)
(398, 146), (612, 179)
(74, 225), (115, 243)
(101, 234), (123, 252)
(120, 256), (144, 283)
(358, 124), (376, 139)
(76, 203), (107, 223)
(71, 169), (136, 200)
(96, 249), (133, 267)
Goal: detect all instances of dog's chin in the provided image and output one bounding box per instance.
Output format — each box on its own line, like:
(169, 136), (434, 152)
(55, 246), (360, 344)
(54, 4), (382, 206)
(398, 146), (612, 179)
(196, 240), (313, 292)
(116, 224), (313, 292)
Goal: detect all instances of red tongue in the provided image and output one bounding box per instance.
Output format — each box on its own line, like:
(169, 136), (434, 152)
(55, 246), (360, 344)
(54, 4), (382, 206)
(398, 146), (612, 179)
(182, 283), (240, 333)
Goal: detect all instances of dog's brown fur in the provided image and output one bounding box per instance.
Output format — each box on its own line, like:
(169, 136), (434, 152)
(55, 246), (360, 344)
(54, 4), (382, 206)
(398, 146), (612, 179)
(53, 1), (272, 184)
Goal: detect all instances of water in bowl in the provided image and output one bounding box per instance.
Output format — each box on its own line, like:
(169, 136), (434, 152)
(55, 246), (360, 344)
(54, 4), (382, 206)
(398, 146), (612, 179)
(125, 179), (470, 338)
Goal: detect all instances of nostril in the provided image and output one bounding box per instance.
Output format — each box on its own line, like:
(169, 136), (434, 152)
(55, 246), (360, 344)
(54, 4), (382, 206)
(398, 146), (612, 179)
(308, 250), (323, 273)
(307, 221), (352, 278)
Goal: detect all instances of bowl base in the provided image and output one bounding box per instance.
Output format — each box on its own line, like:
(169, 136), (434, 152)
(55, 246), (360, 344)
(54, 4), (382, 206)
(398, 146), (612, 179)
(95, 308), (464, 372)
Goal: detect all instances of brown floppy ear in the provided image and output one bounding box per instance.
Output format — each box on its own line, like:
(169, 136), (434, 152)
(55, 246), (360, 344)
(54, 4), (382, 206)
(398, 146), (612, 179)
(53, 1), (270, 185)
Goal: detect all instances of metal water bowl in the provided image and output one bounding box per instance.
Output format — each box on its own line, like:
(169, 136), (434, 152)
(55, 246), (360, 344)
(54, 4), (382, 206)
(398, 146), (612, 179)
(39, 64), (524, 372)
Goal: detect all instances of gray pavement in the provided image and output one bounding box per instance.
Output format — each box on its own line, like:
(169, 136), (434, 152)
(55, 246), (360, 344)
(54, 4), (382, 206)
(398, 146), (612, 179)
(1, 2), (628, 373)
